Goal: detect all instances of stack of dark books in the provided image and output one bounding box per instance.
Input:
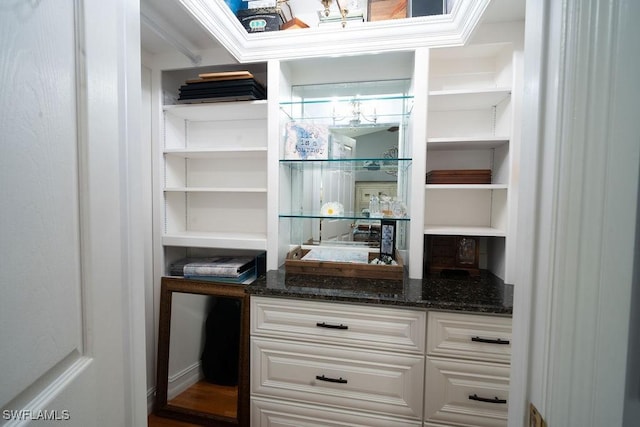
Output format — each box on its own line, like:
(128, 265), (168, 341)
(169, 255), (261, 284)
(178, 70), (266, 103)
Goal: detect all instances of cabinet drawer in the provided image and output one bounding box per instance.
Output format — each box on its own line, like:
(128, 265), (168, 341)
(251, 397), (421, 427)
(427, 311), (512, 363)
(424, 356), (510, 427)
(251, 337), (424, 419)
(251, 297), (426, 354)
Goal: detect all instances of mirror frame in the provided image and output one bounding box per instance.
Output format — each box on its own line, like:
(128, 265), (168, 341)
(155, 277), (250, 426)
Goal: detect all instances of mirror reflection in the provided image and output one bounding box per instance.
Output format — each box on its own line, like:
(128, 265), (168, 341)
(228, 0), (456, 30)
(281, 79), (412, 248)
(322, 124), (402, 245)
(167, 294), (239, 418)
(155, 278), (249, 426)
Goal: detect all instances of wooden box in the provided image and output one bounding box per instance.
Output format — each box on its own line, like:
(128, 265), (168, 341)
(285, 247), (404, 280)
(426, 169), (492, 184)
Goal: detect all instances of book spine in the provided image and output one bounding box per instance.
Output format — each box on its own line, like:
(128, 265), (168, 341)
(183, 265), (242, 277)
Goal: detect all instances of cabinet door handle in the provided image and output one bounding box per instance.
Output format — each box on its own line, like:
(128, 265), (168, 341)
(471, 336), (510, 345)
(316, 375), (347, 384)
(469, 394), (507, 404)
(316, 322), (348, 330)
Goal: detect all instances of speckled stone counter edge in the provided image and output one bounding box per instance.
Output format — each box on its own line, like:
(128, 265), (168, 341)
(246, 268), (514, 316)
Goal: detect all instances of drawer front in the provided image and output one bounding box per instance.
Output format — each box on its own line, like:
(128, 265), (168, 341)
(251, 337), (424, 419)
(424, 356), (510, 427)
(251, 296), (426, 354)
(427, 311), (512, 363)
(251, 397), (421, 427)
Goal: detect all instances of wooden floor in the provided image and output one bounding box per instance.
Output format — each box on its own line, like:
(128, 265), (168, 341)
(148, 413), (200, 427)
(148, 381), (238, 426)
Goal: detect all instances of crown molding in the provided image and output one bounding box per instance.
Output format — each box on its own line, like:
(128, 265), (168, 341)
(178, 0), (491, 63)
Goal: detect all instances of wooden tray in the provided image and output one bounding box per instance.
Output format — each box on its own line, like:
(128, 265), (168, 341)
(285, 247), (404, 280)
(426, 169), (492, 184)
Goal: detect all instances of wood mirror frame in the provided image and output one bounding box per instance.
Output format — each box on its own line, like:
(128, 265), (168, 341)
(154, 277), (250, 426)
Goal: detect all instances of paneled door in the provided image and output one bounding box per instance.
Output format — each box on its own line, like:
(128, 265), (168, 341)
(0, 1), (146, 426)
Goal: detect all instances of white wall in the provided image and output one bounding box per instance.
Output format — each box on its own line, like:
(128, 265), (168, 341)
(141, 63), (156, 411)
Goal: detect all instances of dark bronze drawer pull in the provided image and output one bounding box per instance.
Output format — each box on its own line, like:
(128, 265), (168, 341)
(316, 375), (347, 384)
(316, 322), (348, 330)
(471, 336), (510, 345)
(469, 394), (507, 404)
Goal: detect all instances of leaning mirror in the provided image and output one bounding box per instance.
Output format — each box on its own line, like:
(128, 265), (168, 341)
(154, 277), (249, 426)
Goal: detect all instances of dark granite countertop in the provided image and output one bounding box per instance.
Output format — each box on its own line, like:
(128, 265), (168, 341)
(246, 268), (513, 315)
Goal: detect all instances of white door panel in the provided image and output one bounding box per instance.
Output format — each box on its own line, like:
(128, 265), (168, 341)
(0, 0), (83, 411)
(0, 0), (145, 425)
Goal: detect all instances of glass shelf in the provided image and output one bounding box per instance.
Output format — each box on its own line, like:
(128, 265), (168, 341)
(279, 212), (410, 221)
(289, 80), (412, 99)
(280, 157), (412, 173)
(280, 98), (413, 124)
(280, 80), (413, 125)
(279, 94), (414, 107)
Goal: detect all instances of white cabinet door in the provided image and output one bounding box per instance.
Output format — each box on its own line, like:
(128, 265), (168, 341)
(427, 311), (512, 363)
(251, 397), (421, 427)
(424, 357), (510, 427)
(251, 297), (426, 354)
(251, 337), (424, 419)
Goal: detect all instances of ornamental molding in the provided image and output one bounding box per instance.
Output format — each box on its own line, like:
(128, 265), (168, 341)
(178, 0), (491, 63)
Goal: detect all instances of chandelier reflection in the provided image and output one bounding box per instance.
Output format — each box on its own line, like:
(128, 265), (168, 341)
(332, 99), (378, 126)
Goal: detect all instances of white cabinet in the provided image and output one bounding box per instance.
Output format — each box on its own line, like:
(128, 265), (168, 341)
(424, 311), (512, 427)
(252, 337), (424, 419)
(251, 295), (426, 353)
(160, 100), (269, 260)
(425, 42), (520, 282)
(251, 397), (421, 427)
(250, 296), (427, 425)
(424, 357), (510, 427)
(426, 310), (512, 363)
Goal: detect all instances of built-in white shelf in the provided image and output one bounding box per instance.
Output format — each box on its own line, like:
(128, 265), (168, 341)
(162, 231), (267, 250)
(428, 88), (511, 111)
(425, 184), (508, 190)
(163, 147), (267, 158)
(424, 225), (506, 237)
(426, 136), (509, 150)
(163, 100), (268, 121)
(164, 187), (268, 193)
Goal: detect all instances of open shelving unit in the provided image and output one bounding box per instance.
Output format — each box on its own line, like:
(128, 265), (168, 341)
(424, 42), (518, 282)
(160, 96), (269, 266)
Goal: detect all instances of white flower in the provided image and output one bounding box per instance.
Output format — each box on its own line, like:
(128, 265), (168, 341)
(320, 201), (344, 216)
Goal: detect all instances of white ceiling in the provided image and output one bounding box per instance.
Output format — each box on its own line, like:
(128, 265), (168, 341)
(140, 0), (526, 57)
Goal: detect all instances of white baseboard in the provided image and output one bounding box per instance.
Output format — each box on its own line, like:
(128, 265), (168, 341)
(147, 386), (156, 414)
(147, 362), (202, 414)
(167, 361), (202, 400)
